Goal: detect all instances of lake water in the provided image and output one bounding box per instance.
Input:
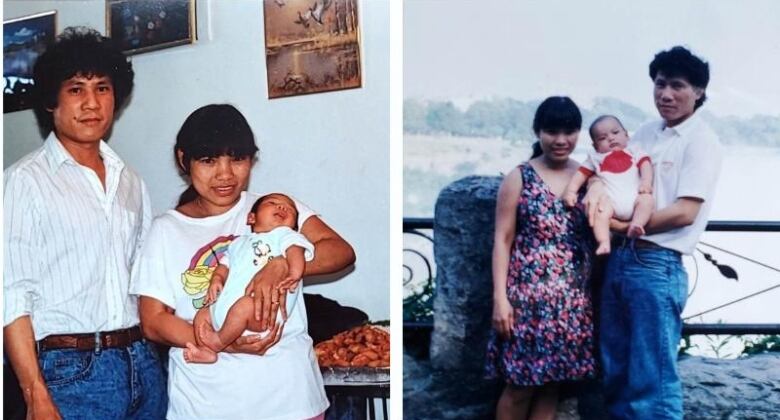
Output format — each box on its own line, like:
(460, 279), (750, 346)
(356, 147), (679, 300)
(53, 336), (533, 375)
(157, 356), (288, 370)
(404, 135), (780, 358)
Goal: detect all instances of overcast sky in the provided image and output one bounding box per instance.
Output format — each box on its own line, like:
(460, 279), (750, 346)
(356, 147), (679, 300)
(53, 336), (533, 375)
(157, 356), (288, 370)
(404, 0), (780, 118)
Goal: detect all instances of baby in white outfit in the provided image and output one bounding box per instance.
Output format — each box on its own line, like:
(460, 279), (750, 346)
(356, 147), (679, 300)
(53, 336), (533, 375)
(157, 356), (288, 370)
(563, 115), (655, 255)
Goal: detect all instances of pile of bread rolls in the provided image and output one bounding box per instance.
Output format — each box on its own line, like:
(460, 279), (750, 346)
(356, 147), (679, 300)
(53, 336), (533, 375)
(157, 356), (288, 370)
(315, 325), (390, 368)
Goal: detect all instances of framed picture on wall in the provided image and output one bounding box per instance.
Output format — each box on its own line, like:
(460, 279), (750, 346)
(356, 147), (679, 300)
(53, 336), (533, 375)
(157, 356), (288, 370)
(106, 0), (196, 55)
(3, 11), (56, 114)
(263, 0), (362, 99)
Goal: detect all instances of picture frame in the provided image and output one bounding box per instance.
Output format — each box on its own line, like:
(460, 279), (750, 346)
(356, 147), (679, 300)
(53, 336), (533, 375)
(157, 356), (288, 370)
(3, 11), (57, 114)
(263, 0), (362, 99)
(106, 0), (196, 55)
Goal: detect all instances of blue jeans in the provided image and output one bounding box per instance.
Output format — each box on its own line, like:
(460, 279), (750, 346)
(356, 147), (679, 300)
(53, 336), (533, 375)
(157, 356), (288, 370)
(38, 339), (167, 419)
(599, 243), (688, 420)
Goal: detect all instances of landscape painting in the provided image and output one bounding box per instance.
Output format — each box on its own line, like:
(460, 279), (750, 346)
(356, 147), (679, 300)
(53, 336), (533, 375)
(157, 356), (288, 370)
(263, 0), (361, 99)
(107, 0), (196, 55)
(3, 11), (56, 113)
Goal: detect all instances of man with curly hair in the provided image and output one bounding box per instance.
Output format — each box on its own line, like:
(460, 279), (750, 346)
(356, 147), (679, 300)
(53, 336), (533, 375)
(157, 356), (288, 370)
(4, 27), (166, 419)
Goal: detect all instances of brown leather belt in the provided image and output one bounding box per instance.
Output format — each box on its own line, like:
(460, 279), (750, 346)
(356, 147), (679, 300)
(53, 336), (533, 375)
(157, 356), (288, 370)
(612, 236), (665, 250)
(37, 326), (143, 352)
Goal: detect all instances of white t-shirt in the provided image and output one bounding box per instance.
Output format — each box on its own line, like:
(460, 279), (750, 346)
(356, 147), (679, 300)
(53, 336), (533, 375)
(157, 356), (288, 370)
(631, 112), (723, 255)
(130, 191), (329, 420)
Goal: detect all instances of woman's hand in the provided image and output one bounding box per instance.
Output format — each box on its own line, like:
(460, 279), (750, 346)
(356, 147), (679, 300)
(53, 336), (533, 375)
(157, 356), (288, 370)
(224, 321), (284, 355)
(492, 295), (515, 340)
(244, 257), (289, 330)
(583, 179), (607, 227)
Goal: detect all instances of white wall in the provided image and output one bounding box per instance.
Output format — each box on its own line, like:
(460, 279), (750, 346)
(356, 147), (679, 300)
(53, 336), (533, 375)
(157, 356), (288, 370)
(3, 0), (390, 320)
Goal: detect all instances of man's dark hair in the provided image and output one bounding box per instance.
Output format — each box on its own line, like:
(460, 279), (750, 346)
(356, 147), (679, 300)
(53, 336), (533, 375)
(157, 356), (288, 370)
(32, 26), (134, 134)
(649, 46), (710, 110)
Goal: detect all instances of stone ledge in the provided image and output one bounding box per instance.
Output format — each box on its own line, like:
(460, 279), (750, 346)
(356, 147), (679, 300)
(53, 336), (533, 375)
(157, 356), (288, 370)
(404, 352), (780, 420)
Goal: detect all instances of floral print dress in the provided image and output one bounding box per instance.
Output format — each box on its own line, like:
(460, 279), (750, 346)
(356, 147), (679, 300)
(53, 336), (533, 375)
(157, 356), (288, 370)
(485, 163), (596, 386)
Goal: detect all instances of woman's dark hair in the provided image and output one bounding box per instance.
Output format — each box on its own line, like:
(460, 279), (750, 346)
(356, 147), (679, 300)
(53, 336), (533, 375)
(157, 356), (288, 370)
(649, 46), (709, 110)
(32, 26), (134, 135)
(530, 142), (544, 159)
(175, 104), (259, 206)
(530, 96), (582, 158)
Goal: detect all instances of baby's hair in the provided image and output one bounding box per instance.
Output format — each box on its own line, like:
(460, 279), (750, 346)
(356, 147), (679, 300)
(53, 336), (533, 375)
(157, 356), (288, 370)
(588, 115), (626, 140)
(251, 194), (299, 230)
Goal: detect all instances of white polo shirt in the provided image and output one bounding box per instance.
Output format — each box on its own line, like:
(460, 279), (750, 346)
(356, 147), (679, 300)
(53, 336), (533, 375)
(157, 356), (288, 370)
(631, 112), (723, 255)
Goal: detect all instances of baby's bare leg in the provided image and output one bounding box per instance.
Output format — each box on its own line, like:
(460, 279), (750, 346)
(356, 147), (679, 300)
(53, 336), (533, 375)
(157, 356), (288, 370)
(192, 307), (212, 346)
(594, 196), (614, 255)
(628, 194), (655, 238)
(183, 342), (218, 364)
(205, 296), (268, 353)
(183, 309), (219, 364)
(193, 307), (225, 353)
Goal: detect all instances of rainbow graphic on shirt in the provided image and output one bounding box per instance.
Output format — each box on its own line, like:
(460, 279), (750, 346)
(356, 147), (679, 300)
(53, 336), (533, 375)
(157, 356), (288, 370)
(181, 235), (237, 309)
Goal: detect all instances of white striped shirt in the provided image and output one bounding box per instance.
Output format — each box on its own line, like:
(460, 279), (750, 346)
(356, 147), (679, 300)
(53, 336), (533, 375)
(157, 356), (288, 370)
(3, 133), (151, 340)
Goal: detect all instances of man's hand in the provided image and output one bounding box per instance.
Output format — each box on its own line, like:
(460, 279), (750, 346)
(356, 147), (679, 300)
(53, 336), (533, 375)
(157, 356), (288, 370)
(25, 381), (62, 420)
(638, 183), (653, 195)
(225, 321), (284, 356)
(244, 258), (289, 330)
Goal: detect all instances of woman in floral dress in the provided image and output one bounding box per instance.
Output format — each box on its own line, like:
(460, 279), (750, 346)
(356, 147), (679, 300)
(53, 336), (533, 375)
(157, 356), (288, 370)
(486, 96), (596, 420)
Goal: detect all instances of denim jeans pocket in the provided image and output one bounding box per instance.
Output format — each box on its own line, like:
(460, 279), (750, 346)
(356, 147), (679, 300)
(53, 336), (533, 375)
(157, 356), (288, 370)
(39, 349), (95, 387)
(673, 264), (689, 315)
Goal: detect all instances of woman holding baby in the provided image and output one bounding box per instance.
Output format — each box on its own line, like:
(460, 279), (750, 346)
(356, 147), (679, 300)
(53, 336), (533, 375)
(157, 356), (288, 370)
(131, 104), (355, 420)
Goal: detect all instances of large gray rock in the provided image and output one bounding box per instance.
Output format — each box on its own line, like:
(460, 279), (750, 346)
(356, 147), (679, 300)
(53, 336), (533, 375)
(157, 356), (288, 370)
(680, 353), (780, 419)
(404, 353), (501, 419)
(404, 350), (780, 420)
(430, 175), (501, 372)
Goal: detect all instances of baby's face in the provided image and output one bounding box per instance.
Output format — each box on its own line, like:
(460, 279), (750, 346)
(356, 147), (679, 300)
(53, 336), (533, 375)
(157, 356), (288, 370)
(591, 117), (629, 153)
(251, 194), (298, 232)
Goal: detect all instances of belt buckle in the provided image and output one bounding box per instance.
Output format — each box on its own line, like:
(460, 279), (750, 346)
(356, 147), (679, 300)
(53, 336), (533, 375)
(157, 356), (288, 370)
(94, 331), (102, 353)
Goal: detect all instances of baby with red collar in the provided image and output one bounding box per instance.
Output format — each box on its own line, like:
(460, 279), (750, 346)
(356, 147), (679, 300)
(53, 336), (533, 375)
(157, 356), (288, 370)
(563, 115), (655, 255)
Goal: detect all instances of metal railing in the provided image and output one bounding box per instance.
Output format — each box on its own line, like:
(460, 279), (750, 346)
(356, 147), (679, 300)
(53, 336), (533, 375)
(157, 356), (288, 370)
(403, 218), (780, 336)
